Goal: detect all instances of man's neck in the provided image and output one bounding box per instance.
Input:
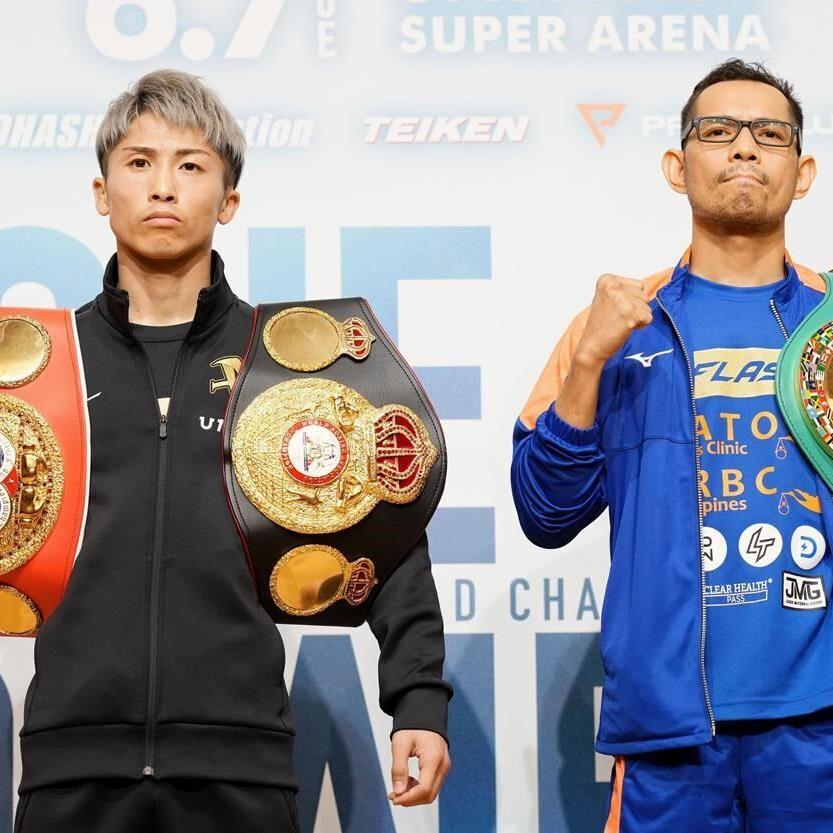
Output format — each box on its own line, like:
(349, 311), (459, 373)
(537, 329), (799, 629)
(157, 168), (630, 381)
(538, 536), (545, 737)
(115, 245), (213, 326)
(688, 218), (788, 287)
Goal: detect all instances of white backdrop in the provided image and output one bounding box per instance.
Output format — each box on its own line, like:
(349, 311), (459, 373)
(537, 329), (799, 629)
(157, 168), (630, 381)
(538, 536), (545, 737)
(2, 2), (833, 832)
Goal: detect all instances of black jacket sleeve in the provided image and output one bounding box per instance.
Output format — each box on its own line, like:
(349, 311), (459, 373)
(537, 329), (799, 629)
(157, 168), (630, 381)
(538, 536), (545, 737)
(366, 531), (453, 743)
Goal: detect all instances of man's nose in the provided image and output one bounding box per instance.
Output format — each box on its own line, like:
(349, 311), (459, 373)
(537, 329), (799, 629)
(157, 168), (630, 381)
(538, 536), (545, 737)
(729, 124), (759, 161)
(149, 168), (176, 202)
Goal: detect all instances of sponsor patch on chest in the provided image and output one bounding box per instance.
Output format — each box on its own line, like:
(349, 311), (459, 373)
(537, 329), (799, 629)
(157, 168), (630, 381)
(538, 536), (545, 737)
(782, 571), (827, 610)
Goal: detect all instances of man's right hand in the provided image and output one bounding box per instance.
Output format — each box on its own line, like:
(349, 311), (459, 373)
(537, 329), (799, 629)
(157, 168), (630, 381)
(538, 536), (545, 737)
(575, 274), (653, 366)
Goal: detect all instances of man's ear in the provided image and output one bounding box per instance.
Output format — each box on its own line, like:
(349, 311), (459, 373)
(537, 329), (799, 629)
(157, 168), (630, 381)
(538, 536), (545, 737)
(92, 177), (109, 217)
(661, 148), (687, 195)
(793, 154), (817, 201)
(217, 188), (240, 226)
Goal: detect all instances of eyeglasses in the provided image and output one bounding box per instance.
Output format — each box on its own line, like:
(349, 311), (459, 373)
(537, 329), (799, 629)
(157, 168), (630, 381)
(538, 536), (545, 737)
(682, 116), (801, 153)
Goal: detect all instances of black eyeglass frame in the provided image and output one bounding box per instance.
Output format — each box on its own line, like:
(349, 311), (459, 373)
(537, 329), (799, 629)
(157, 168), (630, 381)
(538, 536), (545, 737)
(681, 116), (802, 155)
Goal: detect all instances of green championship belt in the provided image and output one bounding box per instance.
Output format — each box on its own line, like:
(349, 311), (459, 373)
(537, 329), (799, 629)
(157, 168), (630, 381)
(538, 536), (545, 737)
(776, 271), (833, 491)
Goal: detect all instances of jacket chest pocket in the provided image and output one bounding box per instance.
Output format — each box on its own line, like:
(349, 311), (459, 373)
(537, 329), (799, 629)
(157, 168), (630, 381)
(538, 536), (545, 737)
(601, 342), (693, 451)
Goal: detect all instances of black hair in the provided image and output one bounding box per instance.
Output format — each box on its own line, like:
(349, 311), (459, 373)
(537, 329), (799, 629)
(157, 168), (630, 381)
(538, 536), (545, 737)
(681, 58), (803, 151)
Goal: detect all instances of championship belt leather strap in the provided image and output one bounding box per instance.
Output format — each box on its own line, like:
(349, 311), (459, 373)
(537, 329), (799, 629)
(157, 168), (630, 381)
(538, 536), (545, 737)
(222, 298), (446, 626)
(776, 271), (833, 491)
(0, 308), (89, 636)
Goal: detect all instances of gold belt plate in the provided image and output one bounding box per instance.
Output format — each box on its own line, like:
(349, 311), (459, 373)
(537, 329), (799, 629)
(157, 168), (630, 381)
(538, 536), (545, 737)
(270, 544), (378, 616)
(231, 378), (438, 534)
(0, 584), (41, 635)
(0, 315), (52, 388)
(263, 307), (375, 372)
(0, 394), (63, 573)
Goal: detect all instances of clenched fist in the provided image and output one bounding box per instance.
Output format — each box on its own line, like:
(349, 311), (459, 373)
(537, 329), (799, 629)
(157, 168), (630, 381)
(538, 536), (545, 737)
(576, 274), (653, 365)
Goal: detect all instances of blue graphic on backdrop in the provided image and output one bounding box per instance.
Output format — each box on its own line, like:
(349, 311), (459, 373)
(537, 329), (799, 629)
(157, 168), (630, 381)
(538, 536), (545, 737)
(537, 634), (607, 833)
(0, 227), (101, 307)
(291, 635), (397, 833)
(442, 634), (496, 833)
(290, 633), (496, 833)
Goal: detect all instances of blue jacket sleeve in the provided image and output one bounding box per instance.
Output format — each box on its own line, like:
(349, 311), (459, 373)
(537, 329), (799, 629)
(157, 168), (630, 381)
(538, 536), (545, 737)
(510, 402), (607, 548)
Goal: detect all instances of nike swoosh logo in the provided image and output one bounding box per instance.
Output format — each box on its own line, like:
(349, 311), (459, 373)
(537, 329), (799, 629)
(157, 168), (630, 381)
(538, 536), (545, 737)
(87, 391), (102, 402)
(624, 348), (673, 368)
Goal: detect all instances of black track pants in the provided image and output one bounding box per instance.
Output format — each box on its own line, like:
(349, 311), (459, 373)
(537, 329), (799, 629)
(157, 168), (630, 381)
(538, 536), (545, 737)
(14, 778), (300, 833)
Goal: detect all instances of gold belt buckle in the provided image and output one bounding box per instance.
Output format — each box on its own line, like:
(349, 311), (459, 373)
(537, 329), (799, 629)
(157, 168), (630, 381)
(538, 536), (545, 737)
(231, 378), (438, 534)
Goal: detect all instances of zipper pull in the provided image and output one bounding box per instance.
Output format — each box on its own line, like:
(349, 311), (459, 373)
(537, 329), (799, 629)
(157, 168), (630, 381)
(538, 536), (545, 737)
(159, 413), (168, 439)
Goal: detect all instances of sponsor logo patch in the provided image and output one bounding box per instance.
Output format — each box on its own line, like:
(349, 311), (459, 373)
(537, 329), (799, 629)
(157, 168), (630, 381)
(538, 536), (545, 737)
(782, 571), (827, 610)
(692, 347), (780, 399)
(705, 579), (769, 607)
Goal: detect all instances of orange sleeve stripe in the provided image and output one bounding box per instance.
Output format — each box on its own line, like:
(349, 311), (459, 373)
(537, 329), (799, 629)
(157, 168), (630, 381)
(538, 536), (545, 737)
(518, 255), (821, 430)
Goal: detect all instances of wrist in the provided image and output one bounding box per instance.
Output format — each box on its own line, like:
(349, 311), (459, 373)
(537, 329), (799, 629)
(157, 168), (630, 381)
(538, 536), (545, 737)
(573, 344), (608, 371)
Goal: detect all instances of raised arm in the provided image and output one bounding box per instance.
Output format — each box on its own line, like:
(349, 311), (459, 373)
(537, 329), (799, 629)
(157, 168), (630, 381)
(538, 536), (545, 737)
(511, 274), (653, 547)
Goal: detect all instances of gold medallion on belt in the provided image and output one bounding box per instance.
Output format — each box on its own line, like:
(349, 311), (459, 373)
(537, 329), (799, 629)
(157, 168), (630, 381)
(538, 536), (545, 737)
(0, 394), (63, 575)
(0, 315), (63, 590)
(231, 377), (438, 535)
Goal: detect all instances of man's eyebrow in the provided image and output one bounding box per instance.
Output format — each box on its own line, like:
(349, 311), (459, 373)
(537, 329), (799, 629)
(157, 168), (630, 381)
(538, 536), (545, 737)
(120, 146), (211, 157)
(696, 114), (793, 121)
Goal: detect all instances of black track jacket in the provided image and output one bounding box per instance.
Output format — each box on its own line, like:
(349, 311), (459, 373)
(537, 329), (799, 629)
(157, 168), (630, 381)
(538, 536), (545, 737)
(18, 250), (452, 792)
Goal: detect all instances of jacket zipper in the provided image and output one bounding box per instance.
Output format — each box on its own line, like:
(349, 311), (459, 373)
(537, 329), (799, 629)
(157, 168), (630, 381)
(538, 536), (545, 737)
(139, 344), (187, 777)
(770, 299), (790, 342)
(655, 295), (716, 736)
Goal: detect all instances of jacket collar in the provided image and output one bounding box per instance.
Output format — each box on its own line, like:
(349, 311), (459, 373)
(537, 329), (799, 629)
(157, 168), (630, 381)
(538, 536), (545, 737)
(657, 245), (801, 311)
(96, 249), (236, 341)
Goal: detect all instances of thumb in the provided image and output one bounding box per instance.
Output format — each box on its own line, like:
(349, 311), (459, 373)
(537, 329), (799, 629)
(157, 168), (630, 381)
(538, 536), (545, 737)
(391, 738), (411, 795)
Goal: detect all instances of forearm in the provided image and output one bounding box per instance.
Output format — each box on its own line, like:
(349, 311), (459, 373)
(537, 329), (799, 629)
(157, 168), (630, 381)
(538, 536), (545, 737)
(552, 347), (606, 430)
(367, 534), (453, 740)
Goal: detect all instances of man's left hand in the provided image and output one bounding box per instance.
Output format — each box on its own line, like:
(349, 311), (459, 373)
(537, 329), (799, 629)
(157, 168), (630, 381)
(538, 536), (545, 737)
(388, 729), (451, 807)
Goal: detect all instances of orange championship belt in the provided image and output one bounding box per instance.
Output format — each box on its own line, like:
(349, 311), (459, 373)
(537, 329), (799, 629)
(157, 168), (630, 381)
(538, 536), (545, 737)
(0, 309), (89, 636)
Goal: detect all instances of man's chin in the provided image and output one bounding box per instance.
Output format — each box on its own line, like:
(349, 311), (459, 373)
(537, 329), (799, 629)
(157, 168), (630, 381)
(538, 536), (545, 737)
(698, 199), (781, 228)
(120, 237), (200, 262)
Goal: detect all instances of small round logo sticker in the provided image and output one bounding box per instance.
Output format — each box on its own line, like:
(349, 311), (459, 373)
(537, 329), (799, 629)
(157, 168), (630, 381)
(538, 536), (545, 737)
(701, 526), (727, 572)
(739, 523), (782, 569)
(791, 525), (826, 570)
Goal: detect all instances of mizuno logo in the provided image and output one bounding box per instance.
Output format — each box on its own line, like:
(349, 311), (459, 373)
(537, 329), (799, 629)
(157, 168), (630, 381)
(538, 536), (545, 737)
(87, 391), (102, 402)
(624, 349), (672, 368)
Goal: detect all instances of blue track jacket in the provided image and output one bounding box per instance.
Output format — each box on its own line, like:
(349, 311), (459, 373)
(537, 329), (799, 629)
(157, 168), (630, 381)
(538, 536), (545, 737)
(511, 253), (833, 755)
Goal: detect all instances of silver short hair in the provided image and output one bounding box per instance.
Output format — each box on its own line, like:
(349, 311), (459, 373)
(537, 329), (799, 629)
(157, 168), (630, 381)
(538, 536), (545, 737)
(96, 69), (246, 188)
